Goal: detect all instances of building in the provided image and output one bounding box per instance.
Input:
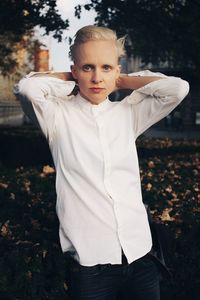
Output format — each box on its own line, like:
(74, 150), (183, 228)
(34, 45), (49, 72)
(0, 41), (49, 102)
(0, 40), (49, 125)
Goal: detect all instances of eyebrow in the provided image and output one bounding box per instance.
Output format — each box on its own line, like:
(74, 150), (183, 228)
(82, 64), (94, 68)
(81, 63), (114, 68)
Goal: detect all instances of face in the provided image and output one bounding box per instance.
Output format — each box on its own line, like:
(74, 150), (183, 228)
(71, 40), (121, 105)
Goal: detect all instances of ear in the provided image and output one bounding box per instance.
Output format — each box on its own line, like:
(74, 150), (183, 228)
(70, 65), (78, 80)
(116, 64), (122, 77)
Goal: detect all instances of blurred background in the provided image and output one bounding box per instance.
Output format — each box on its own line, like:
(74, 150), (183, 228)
(0, 1), (199, 300)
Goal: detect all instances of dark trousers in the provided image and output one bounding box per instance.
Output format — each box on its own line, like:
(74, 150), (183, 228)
(66, 254), (160, 300)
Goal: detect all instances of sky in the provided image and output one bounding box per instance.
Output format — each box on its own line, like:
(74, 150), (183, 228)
(44, 0), (96, 71)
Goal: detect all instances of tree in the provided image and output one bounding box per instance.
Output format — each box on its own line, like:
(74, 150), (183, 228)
(75, 0), (200, 74)
(0, 0), (69, 75)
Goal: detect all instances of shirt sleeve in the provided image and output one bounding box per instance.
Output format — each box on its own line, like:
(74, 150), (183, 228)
(125, 70), (189, 138)
(14, 72), (76, 141)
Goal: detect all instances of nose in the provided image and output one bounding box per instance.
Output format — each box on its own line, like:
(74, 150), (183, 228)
(91, 69), (103, 84)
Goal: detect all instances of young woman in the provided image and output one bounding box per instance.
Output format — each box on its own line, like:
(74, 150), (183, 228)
(15, 25), (189, 300)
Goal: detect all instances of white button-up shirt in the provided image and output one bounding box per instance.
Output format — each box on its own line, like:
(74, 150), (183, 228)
(15, 70), (189, 266)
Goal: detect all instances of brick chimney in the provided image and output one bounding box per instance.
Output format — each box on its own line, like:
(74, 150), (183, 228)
(34, 46), (49, 72)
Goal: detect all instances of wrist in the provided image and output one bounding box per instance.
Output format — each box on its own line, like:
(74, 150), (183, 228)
(116, 74), (128, 90)
(50, 72), (74, 81)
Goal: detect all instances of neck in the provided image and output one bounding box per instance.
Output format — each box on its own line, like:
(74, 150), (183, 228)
(79, 93), (107, 105)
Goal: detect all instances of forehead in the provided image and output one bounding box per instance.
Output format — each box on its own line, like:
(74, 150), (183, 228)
(74, 40), (119, 65)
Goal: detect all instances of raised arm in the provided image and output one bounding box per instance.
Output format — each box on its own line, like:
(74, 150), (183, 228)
(14, 71), (76, 139)
(117, 70), (190, 138)
(116, 74), (163, 90)
(29, 71), (75, 81)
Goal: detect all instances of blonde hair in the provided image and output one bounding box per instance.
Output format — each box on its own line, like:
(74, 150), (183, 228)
(69, 25), (126, 62)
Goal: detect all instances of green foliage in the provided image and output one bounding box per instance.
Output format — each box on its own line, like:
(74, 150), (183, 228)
(76, 0), (200, 72)
(0, 0), (69, 41)
(0, 0), (69, 75)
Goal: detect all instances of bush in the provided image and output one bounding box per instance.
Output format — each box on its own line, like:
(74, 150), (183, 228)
(0, 166), (68, 299)
(140, 152), (200, 300)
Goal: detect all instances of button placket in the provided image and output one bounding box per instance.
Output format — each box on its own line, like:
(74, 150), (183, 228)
(96, 119), (113, 197)
(96, 116), (123, 252)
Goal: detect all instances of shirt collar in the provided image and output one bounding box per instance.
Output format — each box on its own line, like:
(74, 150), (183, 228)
(75, 93), (112, 116)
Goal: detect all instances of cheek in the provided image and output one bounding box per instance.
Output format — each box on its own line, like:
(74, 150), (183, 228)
(77, 77), (89, 89)
(107, 74), (117, 87)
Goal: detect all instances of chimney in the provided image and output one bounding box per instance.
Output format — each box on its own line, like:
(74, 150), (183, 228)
(34, 45), (49, 72)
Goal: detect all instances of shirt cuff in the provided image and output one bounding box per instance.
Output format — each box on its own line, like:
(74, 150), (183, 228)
(128, 70), (168, 78)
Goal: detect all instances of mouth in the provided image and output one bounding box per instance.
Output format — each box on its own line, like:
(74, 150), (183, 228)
(89, 88), (105, 93)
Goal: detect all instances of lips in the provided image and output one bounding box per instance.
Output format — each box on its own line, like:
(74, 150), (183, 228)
(89, 88), (105, 93)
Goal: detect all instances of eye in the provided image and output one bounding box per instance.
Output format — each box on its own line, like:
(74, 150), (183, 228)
(82, 65), (93, 72)
(103, 65), (112, 72)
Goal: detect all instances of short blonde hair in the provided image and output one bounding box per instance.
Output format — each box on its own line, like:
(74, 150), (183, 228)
(69, 25), (126, 62)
